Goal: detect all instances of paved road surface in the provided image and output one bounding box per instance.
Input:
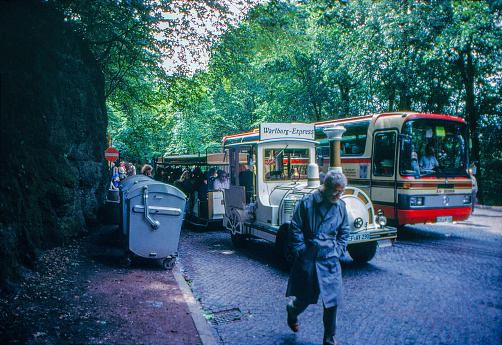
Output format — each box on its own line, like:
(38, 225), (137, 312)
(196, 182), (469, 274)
(177, 208), (502, 345)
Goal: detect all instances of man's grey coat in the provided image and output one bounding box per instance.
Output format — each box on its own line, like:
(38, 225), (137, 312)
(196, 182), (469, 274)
(286, 189), (351, 308)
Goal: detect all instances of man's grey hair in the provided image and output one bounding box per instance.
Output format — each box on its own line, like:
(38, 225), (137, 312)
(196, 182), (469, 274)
(323, 171), (347, 188)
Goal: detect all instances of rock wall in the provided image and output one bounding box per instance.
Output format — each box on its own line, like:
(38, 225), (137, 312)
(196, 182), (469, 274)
(0, 1), (109, 283)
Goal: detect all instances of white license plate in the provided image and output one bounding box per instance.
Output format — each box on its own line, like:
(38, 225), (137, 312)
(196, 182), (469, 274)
(349, 233), (370, 242)
(437, 216), (453, 222)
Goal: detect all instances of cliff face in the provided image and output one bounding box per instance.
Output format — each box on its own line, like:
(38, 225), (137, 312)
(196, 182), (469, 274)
(0, 1), (109, 283)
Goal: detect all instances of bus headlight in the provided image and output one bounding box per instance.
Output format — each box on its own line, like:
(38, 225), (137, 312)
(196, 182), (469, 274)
(376, 209), (387, 227)
(463, 195), (472, 204)
(410, 196), (424, 206)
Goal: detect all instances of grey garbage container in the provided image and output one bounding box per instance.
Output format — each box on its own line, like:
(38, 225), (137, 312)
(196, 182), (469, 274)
(120, 179), (186, 269)
(118, 175), (153, 234)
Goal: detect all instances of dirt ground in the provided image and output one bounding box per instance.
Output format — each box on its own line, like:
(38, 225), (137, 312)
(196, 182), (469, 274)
(0, 225), (202, 345)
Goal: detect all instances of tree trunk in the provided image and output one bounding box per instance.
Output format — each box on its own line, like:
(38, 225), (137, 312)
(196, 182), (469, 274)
(339, 84), (350, 118)
(388, 88), (395, 112)
(398, 85), (412, 111)
(458, 47), (482, 203)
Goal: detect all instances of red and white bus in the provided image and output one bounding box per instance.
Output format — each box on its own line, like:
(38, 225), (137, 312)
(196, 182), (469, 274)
(315, 112), (473, 227)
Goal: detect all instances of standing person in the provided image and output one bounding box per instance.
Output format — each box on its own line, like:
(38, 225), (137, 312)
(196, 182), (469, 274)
(141, 164), (153, 178)
(213, 170), (230, 191)
(470, 168), (478, 214)
(118, 161), (127, 180)
(286, 171), (350, 345)
(110, 167), (120, 190)
(127, 163), (136, 176)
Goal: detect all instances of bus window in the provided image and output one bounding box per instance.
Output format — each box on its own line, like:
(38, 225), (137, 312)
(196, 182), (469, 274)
(399, 135), (420, 176)
(264, 148), (310, 181)
(373, 132), (396, 176)
(316, 121), (369, 156)
(401, 119), (468, 177)
(340, 121), (370, 155)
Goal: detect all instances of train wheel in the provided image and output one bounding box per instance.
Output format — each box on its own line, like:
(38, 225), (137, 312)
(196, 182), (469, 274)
(228, 209), (246, 248)
(231, 232), (246, 248)
(275, 227), (293, 270)
(347, 241), (377, 264)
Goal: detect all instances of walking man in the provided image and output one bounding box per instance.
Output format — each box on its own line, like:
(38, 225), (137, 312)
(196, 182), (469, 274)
(286, 170), (350, 345)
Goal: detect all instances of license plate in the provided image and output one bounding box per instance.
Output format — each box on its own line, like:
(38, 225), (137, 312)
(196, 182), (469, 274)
(437, 216), (452, 222)
(349, 233), (370, 242)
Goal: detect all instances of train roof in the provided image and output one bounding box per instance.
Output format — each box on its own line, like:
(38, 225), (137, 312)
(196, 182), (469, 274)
(222, 113), (466, 146)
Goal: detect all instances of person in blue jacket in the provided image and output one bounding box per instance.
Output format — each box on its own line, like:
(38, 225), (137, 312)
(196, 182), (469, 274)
(111, 167), (120, 189)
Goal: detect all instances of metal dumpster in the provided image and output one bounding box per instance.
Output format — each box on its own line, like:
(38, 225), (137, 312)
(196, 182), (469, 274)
(120, 179), (186, 269)
(118, 175), (153, 234)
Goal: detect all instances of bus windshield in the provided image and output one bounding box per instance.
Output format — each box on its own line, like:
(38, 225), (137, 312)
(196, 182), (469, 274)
(400, 119), (468, 177)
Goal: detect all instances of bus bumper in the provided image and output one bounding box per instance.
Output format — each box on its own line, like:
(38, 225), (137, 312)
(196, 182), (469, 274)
(397, 207), (472, 225)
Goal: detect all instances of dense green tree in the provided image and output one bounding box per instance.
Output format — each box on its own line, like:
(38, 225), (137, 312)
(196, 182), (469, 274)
(49, 0), (258, 160)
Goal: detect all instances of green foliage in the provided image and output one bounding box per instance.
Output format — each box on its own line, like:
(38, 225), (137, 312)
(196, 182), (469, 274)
(200, 0), (502, 204)
(49, 0), (258, 162)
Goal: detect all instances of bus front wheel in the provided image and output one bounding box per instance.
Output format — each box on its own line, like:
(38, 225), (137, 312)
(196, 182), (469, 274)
(347, 241), (377, 264)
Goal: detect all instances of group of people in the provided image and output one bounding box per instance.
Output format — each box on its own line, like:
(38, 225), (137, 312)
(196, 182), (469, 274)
(110, 161), (155, 190)
(110, 161), (136, 189)
(153, 166), (230, 200)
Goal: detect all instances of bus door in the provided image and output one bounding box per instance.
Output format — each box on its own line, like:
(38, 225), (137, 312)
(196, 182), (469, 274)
(371, 130), (398, 220)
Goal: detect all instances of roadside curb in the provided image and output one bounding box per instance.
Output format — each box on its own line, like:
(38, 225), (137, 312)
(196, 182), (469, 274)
(173, 265), (218, 345)
(476, 204), (502, 212)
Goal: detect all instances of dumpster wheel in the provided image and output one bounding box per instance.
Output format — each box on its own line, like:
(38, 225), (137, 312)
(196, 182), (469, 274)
(120, 251), (133, 268)
(162, 257), (176, 270)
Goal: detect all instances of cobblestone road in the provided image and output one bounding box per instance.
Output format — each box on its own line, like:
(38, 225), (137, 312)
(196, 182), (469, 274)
(177, 208), (502, 345)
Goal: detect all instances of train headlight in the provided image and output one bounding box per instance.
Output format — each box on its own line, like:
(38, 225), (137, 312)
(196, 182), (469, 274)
(354, 217), (364, 229)
(376, 209), (387, 227)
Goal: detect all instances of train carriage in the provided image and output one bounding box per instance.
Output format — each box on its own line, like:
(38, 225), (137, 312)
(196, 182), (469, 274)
(222, 123), (397, 265)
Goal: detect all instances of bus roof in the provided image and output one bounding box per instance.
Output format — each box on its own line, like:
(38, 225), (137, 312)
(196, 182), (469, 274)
(315, 112), (466, 127)
(223, 113), (466, 147)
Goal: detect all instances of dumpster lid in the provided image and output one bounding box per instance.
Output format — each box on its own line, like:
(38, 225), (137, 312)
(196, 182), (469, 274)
(124, 180), (186, 200)
(119, 175), (152, 192)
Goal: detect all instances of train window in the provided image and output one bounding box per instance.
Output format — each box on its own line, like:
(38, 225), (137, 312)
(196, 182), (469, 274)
(263, 148), (310, 181)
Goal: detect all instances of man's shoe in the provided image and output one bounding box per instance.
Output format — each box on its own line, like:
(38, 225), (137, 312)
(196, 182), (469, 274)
(286, 305), (299, 332)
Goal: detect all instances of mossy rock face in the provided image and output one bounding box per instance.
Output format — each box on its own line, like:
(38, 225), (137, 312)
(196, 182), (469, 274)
(0, 1), (109, 284)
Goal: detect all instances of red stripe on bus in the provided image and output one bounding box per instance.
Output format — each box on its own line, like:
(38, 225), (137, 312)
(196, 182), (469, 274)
(341, 158), (371, 163)
(397, 207), (471, 225)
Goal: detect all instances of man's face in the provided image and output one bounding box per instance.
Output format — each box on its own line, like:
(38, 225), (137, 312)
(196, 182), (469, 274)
(323, 183), (345, 204)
